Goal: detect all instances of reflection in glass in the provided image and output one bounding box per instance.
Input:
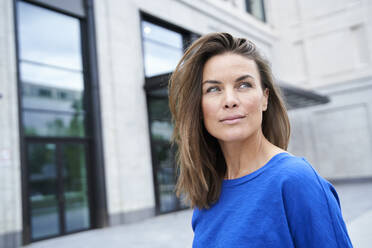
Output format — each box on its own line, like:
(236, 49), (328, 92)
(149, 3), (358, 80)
(147, 87), (168, 98)
(22, 81), (84, 113)
(153, 142), (178, 213)
(142, 21), (183, 49)
(20, 61), (84, 94)
(28, 143), (60, 239)
(148, 97), (173, 141)
(17, 1), (86, 138)
(143, 40), (183, 77)
(23, 111), (85, 137)
(246, 0), (266, 21)
(148, 96), (179, 212)
(17, 1), (83, 70)
(148, 96), (171, 120)
(62, 144), (90, 232)
(151, 121), (173, 141)
(142, 20), (183, 77)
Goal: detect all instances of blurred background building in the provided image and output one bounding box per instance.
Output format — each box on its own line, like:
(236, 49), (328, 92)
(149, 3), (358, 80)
(0, 0), (371, 247)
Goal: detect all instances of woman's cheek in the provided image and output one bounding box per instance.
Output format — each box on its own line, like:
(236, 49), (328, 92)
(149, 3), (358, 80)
(244, 96), (261, 113)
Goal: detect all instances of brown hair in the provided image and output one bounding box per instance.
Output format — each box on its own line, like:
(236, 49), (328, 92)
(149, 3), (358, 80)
(168, 32), (290, 209)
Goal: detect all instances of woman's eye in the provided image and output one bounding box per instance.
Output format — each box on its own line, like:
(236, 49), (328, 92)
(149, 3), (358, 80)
(206, 86), (220, 93)
(239, 82), (252, 89)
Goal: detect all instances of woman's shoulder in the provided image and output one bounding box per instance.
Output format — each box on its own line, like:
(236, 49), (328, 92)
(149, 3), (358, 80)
(278, 154), (314, 173)
(274, 154), (339, 204)
(275, 153), (329, 188)
(266, 149), (315, 176)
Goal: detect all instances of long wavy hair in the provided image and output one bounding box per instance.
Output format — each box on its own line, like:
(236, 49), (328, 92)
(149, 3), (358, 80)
(168, 32), (290, 209)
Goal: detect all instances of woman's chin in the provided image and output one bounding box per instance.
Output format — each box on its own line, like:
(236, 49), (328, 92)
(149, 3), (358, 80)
(216, 133), (251, 144)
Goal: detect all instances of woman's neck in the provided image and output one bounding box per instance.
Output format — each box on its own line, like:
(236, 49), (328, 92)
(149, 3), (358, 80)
(219, 131), (284, 180)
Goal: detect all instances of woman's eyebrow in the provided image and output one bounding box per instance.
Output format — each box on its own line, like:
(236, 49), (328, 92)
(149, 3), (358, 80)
(202, 80), (221, 85)
(235, 74), (255, 82)
(202, 74), (255, 85)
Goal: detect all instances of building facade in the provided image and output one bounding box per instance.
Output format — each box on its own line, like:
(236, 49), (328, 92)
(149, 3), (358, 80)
(269, 0), (372, 179)
(0, 0), (371, 246)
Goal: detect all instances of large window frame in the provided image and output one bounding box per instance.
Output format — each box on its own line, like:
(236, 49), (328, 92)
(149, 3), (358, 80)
(14, 0), (108, 244)
(140, 12), (199, 215)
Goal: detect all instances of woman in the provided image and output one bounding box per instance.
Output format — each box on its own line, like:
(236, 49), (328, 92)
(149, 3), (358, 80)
(168, 32), (353, 247)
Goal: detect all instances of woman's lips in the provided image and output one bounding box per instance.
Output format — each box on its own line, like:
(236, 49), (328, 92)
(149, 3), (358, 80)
(220, 115), (246, 124)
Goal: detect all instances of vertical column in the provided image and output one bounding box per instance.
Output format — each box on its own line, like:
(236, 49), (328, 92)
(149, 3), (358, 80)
(0, 0), (23, 247)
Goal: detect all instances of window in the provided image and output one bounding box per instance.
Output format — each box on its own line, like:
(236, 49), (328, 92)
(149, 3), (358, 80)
(38, 88), (52, 98)
(142, 20), (184, 77)
(141, 14), (198, 214)
(57, 91), (68, 100)
(15, 0), (101, 242)
(246, 0), (266, 22)
(17, 2), (86, 137)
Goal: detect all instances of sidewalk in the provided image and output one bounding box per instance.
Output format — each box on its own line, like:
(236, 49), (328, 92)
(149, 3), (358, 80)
(24, 210), (194, 248)
(24, 181), (372, 248)
(333, 180), (372, 248)
(348, 209), (372, 247)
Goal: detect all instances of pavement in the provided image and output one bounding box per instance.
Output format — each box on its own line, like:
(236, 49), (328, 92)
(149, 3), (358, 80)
(333, 180), (372, 248)
(24, 180), (372, 248)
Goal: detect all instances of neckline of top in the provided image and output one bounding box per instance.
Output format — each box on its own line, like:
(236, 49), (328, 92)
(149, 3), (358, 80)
(222, 152), (292, 187)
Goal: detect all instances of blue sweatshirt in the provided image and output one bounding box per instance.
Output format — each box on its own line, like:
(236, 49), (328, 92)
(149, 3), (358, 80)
(192, 152), (353, 247)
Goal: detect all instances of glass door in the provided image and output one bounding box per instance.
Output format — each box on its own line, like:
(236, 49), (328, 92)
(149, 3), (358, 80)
(27, 143), (59, 239)
(26, 142), (90, 240)
(61, 143), (90, 233)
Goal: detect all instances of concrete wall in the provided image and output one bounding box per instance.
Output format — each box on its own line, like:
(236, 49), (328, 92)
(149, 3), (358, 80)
(0, 0), (23, 247)
(288, 78), (372, 179)
(268, 0), (372, 179)
(268, 0), (372, 88)
(93, 0), (156, 225)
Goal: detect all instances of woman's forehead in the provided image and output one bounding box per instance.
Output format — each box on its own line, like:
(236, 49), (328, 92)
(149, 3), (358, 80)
(202, 53), (259, 81)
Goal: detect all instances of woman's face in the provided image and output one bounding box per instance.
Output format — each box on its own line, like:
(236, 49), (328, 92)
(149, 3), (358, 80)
(201, 53), (269, 143)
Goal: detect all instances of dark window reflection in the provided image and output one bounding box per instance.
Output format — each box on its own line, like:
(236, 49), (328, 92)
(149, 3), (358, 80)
(17, 1), (85, 137)
(23, 111), (85, 137)
(153, 142), (178, 213)
(148, 97), (176, 212)
(149, 97), (172, 142)
(62, 144), (90, 232)
(28, 143), (60, 239)
(148, 96), (179, 212)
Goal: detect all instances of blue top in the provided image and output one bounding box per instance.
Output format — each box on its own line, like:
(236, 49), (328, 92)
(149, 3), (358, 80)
(192, 152), (353, 248)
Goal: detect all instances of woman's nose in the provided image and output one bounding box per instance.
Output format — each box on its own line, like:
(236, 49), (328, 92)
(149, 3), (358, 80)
(223, 89), (239, 109)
